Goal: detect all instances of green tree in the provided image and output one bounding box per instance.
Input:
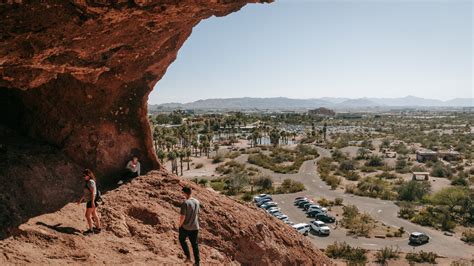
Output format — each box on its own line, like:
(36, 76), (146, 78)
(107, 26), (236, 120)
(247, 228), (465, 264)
(397, 181), (431, 202)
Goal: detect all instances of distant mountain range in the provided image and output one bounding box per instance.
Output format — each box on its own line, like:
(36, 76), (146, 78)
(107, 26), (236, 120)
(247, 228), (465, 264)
(150, 96), (473, 111)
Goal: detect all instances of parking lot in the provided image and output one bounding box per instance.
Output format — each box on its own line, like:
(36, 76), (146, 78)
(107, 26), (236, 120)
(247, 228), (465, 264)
(251, 148), (474, 259)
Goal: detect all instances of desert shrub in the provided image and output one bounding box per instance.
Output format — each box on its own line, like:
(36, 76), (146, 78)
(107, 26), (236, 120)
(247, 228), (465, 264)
(430, 161), (453, 178)
(375, 246), (400, 264)
(394, 226), (405, 237)
(451, 177), (469, 186)
(356, 148), (371, 160)
(254, 176), (273, 191)
(227, 171), (249, 195)
(377, 171), (398, 179)
(195, 163), (204, 169)
(461, 229), (474, 244)
(340, 160), (356, 171)
(210, 180), (225, 191)
(332, 149), (348, 162)
(341, 205), (374, 237)
(225, 151), (241, 159)
(405, 250), (437, 264)
(325, 175), (342, 190)
(296, 144), (319, 156)
(248, 151), (309, 174)
(398, 203), (416, 219)
(345, 184), (356, 194)
(365, 155), (384, 167)
(334, 197), (344, 206)
(216, 160), (245, 175)
(275, 179), (305, 194)
(411, 165), (427, 172)
(212, 154), (224, 164)
(395, 158), (410, 173)
(351, 177), (396, 200)
(318, 197), (331, 207)
(198, 179), (208, 187)
(397, 181), (431, 202)
(241, 192), (253, 202)
(325, 242), (367, 264)
(344, 171), (360, 181)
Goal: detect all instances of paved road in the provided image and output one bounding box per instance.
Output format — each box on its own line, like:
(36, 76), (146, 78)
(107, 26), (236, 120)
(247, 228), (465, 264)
(238, 148), (473, 259)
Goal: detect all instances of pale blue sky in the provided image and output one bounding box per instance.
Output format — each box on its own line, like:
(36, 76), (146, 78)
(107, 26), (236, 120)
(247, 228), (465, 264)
(149, 0), (472, 104)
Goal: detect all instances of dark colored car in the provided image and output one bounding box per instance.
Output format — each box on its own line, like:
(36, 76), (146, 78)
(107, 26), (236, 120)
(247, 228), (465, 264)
(294, 198), (308, 205)
(409, 232), (430, 245)
(303, 203), (316, 211)
(314, 213), (336, 223)
(261, 202), (278, 210)
(298, 200), (311, 208)
(256, 198), (272, 207)
(307, 209), (324, 218)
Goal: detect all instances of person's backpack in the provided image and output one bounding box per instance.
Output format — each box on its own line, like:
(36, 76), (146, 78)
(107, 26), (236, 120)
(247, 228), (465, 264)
(96, 189), (103, 204)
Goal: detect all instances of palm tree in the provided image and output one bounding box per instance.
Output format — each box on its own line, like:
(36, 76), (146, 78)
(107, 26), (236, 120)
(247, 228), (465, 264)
(167, 151), (177, 175)
(178, 150), (185, 176)
(156, 149), (165, 164)
(185, 148), (192, 170)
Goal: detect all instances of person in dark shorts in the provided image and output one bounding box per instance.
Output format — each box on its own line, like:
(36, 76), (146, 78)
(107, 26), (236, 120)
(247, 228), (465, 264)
(77, 169), (102, 235)
(178, 186), (200, 265)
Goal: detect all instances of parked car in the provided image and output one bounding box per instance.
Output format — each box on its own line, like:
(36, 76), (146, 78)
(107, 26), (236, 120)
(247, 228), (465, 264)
(254, 194), (272, 203)
(307, 205), (328, 213)
(307, 209), (325, 217)
(303, 202), (316, 211)
(409, 232), (430, 245)
(294, 198), (308, 205)
(271, 211), (284, 217)
(314, 213), (336, 223)
(310, 221), (330, 235)
(266, 206), (280, 212)
(284, 220), (294, 225)
(256, 198), (272, 207)
(267, 208), (281, 215)
(276, 214), (289, 221)
(294, 196), (306, 202)
(261, 202), (278, 210)
(292, 223), (310, 236)
(298, 200), (312, 208)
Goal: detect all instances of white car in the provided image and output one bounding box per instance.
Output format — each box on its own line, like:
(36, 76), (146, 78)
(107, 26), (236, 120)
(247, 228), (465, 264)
(292, 223), (310, 236)
(307, 205), (328, 213)
(310, 220), (330, 235)
(267, 208), (281, 215)
(276, 214), (289, 221)
(284, 220), (294, 226)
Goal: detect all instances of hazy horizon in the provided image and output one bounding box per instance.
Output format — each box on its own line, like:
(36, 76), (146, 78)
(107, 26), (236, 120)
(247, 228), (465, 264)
(149, 0), (472, 104)
(151, 95), (473, 105)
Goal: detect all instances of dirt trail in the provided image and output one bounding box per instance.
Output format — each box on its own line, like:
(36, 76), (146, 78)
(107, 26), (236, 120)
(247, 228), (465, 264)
(0, 169), (330, 265)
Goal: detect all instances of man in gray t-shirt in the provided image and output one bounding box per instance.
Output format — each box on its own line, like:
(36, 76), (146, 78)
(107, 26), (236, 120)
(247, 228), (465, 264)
(178, 186), (200, 265)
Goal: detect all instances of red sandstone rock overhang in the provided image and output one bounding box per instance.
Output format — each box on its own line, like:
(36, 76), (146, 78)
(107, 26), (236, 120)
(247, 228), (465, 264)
(0, 0), (272, 180)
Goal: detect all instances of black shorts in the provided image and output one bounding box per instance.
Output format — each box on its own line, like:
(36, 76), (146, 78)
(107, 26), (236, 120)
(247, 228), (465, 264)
(86, 200), (99, 208)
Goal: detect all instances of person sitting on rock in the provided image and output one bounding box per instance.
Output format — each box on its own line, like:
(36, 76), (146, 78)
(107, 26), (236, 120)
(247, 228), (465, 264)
(118, 156), (141, 184)
(77, 169), (102, 235)
(178, 186), (200, 265)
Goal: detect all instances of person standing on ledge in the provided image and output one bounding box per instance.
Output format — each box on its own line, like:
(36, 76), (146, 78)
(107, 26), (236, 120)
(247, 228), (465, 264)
(77, 169), (102, 235)
(178, 186), (200, 265)
(118, 156), (141, 184)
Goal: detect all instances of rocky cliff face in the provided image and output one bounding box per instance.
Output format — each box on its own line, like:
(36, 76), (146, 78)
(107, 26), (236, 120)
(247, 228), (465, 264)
(0, 0), (270, 178)
(0, 171), (331, 265)
(0, 2), (331, 263)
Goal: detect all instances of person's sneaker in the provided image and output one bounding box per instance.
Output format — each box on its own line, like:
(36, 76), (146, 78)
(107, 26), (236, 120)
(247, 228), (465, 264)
(117, 180), (124, 185)
(83, 229), (94, 235)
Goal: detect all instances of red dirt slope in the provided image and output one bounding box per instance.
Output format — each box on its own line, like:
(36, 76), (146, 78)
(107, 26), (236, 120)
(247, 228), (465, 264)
(0, 170), (331, 265)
